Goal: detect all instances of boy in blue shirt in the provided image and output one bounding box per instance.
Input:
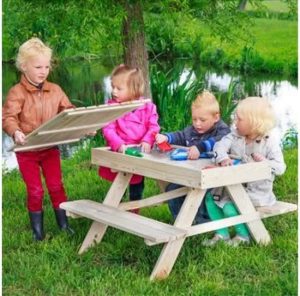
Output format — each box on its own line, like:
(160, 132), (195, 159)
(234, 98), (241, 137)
(156, 90), (230, 223)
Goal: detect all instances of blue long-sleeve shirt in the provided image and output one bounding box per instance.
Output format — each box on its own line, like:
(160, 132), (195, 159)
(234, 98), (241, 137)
(165, 120), (230, 152)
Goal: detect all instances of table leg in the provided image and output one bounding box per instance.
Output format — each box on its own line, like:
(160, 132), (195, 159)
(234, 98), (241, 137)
(227, 184), (271, 245)
(150, 188), (206, 280)
(78, 172), (132, 254)
(156, 180), (169, 192)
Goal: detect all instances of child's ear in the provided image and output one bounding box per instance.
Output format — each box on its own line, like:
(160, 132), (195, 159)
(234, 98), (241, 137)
(214, 113), (220, 122)
(20, 63), (27, 73)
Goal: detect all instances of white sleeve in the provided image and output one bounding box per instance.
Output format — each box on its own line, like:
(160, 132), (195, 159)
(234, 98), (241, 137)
(265, 133), (286, 176)
(213, 133), (234, 163)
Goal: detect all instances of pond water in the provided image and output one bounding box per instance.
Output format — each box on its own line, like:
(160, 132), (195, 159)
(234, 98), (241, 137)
(2, 59), (298, 171)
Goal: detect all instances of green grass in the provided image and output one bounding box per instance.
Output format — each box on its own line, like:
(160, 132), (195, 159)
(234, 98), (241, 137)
(2, 148), (297, 295)
(223, 18), (297, 63)
(199, 17), (297, 75)
(247, 0), (291, 13)
(250, 18), (297, 62)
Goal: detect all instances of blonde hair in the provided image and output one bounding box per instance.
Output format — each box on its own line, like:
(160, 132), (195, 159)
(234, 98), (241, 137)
(16, 37), (52, 72)
(236, 97), (276, 137)
(111, 64), (145, 99)
(192, 90), (220, 115)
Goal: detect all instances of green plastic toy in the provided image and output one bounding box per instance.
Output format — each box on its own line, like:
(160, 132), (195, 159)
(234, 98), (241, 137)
(125, 147), (143, 157)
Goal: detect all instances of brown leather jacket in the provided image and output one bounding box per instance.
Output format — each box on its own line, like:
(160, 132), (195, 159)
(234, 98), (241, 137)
(2, 75), (74, 137)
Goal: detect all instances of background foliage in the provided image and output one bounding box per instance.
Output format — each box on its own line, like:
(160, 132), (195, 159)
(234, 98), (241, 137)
(3, 0), (297, 76)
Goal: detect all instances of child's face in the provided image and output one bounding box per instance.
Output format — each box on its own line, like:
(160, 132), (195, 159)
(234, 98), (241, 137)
(21, 54), (50, 84)
(111, 75), (131, 103)
(192, 107), (219, 134)
(235, 111), (252, 137)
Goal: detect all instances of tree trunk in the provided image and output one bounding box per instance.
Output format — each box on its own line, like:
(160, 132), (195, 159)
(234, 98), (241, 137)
(237, 0), (248, 11)
(122, 0), (151, 98)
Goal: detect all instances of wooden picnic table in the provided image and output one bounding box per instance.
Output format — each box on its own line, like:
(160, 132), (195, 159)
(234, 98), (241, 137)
(60, 146), (297, 280)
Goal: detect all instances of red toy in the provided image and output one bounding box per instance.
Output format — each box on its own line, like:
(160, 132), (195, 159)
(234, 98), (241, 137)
(152, 132), (173, 152)
(157, 141), (173, 152)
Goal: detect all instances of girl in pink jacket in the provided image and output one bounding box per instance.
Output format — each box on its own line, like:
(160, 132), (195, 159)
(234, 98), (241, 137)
(99, 65), (160, 212)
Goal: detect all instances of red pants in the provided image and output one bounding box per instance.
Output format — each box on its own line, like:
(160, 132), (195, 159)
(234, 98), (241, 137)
(16, 147), (67, 211)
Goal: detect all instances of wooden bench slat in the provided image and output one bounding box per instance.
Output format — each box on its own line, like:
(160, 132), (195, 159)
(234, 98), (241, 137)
(256, 201), (297, 218)
(60, 200), (187, 244)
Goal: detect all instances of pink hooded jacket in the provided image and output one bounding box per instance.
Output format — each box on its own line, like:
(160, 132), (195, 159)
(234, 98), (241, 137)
(99, 99), (160, 184)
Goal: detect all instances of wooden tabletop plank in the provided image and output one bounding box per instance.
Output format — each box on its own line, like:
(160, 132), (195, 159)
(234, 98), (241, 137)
(12, 100), (149, 151)
(91, 147), (271, 189)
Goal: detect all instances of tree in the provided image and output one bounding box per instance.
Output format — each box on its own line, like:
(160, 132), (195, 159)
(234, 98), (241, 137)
(119, 0), (297, 97)
(119, 0), (252, 98)
(238, 0), (248, 10)
(121, 1), (151, 98)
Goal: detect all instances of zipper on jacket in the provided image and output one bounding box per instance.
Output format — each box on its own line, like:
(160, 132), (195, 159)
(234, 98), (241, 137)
(38, 90), (43, 124)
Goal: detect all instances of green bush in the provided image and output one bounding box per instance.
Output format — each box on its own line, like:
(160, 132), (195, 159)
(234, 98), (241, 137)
(150, 64), (204, 132)
(150, 65), (239, 130)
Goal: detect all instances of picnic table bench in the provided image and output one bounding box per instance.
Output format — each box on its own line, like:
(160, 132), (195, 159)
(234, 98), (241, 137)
(61, 146), (297, 280)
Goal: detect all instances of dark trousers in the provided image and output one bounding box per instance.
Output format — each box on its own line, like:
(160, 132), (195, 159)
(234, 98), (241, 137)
(166, 183), (210, 224)
(129, 178), (145, 201)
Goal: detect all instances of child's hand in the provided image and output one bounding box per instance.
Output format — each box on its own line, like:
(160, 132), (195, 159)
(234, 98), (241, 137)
(155, 134), (168, 144)
(14, 130), (26, 145)
(118, 144), (126, 153)
(220, 158), (234, 166)
(188, 146), (200, 160)
(141, 142), (151, 153)
(86, 131), (97, 137)
(251, 153), (265, 162)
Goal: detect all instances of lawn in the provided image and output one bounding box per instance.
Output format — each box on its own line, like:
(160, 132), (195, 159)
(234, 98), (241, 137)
(2, 147), (297, 295)
(247, 0), (291, 13)
(199, 16), (297, 74)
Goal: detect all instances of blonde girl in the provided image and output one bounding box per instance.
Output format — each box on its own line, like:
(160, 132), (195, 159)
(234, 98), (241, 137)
(3, 38), (75, 240)
(203, 97), (286, 246)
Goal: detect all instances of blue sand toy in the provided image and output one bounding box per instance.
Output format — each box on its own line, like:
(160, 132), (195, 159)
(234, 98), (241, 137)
(170, 148), (189, 160)
(170, 148), (215, 161)
(200, 151), (216, 159)
(232, 159), (241, 165)
(170, 148), (241, 165)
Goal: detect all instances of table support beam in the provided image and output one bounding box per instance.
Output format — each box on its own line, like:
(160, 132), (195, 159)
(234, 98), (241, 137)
(78, 172), (132, 254)
(119, 186), (189, 211)
(150, 188), (206, 280)
(227, 184), (271, 245)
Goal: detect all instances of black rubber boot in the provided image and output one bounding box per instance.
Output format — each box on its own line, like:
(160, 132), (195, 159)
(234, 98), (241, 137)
(29, 211), (45, 241)
(54, 208), (75, 235)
